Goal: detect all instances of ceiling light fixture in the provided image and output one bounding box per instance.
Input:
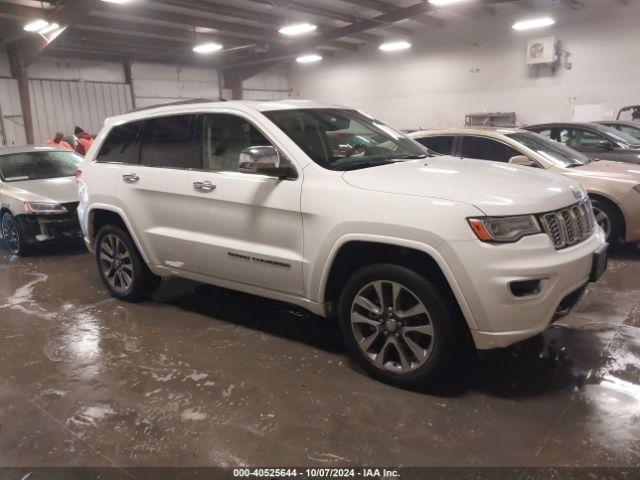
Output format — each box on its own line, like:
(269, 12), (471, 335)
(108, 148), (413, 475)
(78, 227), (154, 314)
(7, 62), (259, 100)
(512, 17), (555, 31)
(428, 0), (470, 5)
(23, 19), (50, 32)
(379, 40), (412, 52)
(193, 42), (223, 54)
(279, 23), (317, 36)
(38, 22), (60, 35)
(296, 54), (322, 64)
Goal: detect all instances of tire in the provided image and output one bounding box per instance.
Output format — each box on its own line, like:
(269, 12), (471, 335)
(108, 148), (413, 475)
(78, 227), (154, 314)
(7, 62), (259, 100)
(337, 263), (463, 387)
(590, 197), (624, 245)
(94, 225), (161, 302)
(1, 211), (31, 257)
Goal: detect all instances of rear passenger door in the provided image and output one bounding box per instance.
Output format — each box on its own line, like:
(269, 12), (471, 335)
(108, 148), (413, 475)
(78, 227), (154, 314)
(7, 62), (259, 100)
(457, 135), (521, 163)
(115, 113), (201, 272)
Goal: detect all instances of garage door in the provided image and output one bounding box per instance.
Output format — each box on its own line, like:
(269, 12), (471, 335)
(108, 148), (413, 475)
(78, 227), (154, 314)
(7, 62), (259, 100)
(29, 78), (133, 144)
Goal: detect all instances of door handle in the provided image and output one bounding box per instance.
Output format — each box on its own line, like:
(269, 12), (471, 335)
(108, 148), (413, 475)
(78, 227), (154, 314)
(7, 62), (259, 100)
(193, 181), (216, 192)
(122, 173), (140, 184)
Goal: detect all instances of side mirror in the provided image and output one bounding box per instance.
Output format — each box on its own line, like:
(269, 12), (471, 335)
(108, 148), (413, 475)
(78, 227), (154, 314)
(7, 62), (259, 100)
(596, 140), (613, 151)
(238, 146), (293, 179)
(509, 155), (534, 167)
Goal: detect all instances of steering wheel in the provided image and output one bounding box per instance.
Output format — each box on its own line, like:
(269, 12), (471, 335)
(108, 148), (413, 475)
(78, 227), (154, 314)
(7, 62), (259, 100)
(344, 142), (367, 157)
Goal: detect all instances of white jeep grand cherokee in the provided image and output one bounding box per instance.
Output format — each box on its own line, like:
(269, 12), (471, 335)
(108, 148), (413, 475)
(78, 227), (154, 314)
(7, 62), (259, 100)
(77, 100), (607, 386)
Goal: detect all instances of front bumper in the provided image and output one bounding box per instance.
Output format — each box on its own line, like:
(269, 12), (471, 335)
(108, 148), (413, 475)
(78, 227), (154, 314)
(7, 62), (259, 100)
(440, 228), (607, 349)
(18, 203), (82, 244)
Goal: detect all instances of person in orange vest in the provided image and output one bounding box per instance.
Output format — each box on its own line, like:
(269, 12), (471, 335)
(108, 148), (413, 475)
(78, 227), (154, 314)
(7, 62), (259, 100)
(73, 126), (94, 156)
(45, 132), (73, 150)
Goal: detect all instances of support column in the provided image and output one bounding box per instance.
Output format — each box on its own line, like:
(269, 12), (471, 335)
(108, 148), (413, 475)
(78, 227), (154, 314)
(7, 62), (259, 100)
(222, 71), (244, 100)
(7, 45), (34, 144)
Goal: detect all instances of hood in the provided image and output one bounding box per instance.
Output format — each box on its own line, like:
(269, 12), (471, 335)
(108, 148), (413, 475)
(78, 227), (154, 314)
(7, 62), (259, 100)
(342, 156), (585, 216)
(3, 177), (79, 204)
(562, 160), (640, 182)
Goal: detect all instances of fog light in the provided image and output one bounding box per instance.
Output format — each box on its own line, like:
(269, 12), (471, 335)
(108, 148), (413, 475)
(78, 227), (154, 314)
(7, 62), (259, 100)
(510, 279), (541, 297)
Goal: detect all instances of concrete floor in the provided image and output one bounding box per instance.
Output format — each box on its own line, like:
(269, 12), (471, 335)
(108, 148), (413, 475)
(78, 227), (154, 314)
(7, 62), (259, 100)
(0, 241), (639, 469)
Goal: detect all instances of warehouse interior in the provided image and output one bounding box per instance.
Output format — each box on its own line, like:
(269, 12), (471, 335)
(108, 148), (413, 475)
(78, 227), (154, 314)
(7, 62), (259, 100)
(1, 0), (640, 478)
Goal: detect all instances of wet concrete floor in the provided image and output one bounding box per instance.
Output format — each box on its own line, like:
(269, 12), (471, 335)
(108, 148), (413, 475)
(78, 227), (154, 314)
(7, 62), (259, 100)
(0, 241), (639, 468)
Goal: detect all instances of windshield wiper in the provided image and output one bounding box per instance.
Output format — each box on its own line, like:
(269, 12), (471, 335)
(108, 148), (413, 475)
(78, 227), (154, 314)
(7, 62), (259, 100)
(338, 160), (398, 171)
(393, 153), (431, 159)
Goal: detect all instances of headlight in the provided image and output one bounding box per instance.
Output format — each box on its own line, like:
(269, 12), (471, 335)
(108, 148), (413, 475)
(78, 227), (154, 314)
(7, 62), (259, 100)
(24, 202), (67, 215)
(468, 215), (541, 243)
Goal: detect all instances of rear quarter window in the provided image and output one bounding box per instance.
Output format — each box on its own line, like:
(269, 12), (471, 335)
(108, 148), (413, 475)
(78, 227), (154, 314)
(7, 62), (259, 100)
(96, 120), (144, 164)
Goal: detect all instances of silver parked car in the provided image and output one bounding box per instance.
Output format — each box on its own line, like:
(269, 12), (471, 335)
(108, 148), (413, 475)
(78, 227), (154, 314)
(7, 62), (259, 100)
(0, 146), (83, 256)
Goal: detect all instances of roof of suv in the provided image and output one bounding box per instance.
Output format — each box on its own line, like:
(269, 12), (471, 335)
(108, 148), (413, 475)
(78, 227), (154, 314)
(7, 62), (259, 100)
(106, 99), (347, 126)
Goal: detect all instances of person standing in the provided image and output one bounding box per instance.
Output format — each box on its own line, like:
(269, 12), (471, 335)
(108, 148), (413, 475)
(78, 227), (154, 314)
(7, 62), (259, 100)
(45, 132), (73, 150)
(74, 126), (94, 156)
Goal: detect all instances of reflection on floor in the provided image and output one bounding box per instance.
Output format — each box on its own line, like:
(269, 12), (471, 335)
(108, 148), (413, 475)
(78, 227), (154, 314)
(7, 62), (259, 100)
(0, 240), (639, 467)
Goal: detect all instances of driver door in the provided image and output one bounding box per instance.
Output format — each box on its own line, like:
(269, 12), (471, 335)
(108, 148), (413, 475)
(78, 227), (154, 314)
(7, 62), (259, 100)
(188, 112), (304, 296)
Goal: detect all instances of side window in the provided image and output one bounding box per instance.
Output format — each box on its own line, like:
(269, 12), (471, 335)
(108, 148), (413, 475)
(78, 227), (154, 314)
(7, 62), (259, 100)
(460, 136), (520, 162)
(140, 114), (198, 169)
(200, 114), (292, 173)
(533, 128), (553, 140)
(415, 136), (454, 155)
(96, 120), (143, 164)
(561, 128), (602, 149)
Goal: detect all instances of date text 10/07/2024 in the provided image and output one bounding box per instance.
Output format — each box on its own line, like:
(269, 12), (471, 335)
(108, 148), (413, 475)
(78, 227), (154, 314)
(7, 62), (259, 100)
(233, 468), (400, 478)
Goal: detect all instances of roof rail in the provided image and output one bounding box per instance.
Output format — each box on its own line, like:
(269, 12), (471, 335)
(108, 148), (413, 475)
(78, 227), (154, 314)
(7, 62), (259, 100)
(129, 98), (227, 113)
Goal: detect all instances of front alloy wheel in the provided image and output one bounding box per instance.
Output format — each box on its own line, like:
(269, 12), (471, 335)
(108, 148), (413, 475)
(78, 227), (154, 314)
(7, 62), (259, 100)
(338, 264), (462, 387)
(351, 280), (435, 373)
(1, 212), (29, 256)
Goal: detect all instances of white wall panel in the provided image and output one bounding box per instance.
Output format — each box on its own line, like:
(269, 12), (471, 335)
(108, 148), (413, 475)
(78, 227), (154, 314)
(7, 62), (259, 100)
(29, 79), (133, 143)
(131, 62), (220, 108)
(0, 78), (26, 146)
(291, 2), (640, 130)
(29, 57), (125, 83)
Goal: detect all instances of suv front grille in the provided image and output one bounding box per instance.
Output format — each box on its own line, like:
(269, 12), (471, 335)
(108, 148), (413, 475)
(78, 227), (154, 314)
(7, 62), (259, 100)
(538, 200), (595, 250)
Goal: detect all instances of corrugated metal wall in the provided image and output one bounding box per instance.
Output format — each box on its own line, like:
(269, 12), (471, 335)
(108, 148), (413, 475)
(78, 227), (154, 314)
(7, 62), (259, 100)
(29, 79), (133, 144)
(0, 78), (27, 146)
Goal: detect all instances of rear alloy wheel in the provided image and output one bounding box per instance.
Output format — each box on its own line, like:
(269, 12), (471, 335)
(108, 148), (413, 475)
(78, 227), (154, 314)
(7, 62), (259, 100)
(95, 225), (161, 302)
(99, 234), (135, 294)
(338, 264), (462, 387)
(1, 212), (31, 257)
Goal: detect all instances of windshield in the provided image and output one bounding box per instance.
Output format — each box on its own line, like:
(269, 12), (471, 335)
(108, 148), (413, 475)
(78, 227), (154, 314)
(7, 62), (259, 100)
(601, 123), (640, 141)
(263, 108), (430, 170)
(507, 132), (590, 168)
(591, 124), (640, 145)
(0, 150), (81, 182)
